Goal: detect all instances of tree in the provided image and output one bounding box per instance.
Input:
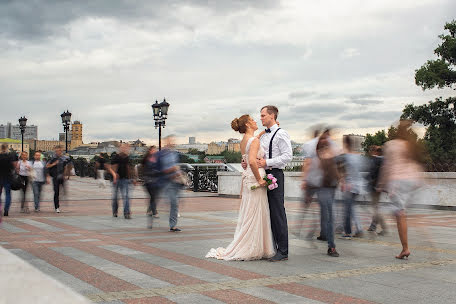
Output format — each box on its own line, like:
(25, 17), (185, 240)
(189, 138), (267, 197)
(401, 97), (456, 165)
(361, 130), (388, 153)
(401, 20), (456, 170)
(179, 153), (195, 164)
(415, 20), (456, 90)
(221, 150), (242, 163)
(187, 148), (206, 163)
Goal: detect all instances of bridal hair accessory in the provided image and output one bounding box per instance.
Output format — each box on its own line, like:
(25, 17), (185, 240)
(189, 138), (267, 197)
(251, 173), (278, 190)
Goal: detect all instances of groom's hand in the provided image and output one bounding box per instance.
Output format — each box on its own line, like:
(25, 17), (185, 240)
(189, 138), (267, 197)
(257, 158), (267, 168)
(241, 159), (247, 170)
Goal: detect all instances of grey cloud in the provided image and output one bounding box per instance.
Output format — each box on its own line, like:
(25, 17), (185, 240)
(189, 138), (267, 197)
(339, 110), (400, 121)
(289, 91), (334, 100)
(289, 91), (316, 99)
(346, 99), (384, 105)
(0, 0), (277, 40)
(348, 94), (374, 99)
(290, 103), (347, 114)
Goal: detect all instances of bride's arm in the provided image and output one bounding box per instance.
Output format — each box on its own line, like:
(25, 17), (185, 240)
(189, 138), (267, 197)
(248, 138), (266, 185)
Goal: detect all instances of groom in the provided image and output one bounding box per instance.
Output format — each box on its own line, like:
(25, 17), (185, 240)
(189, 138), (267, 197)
(258, 105), (293, 261)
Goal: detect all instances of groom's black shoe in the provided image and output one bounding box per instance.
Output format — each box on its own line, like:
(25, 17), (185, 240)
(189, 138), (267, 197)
(269, 252), (288, 262)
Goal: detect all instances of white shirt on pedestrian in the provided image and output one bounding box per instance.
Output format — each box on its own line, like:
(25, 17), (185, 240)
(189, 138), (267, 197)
(32, 161), (46, 182)
(18, 160), (31, 176)
(260, 124), (293, 170)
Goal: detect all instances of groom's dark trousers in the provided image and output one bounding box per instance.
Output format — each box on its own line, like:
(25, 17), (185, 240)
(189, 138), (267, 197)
(266, 168), (288, 256)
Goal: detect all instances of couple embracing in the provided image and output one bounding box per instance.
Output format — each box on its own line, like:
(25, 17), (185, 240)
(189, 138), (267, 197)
(206, 106), (292, 262)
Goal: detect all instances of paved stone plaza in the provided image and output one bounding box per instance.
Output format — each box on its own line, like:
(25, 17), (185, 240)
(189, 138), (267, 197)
(1, 177), (456, 303)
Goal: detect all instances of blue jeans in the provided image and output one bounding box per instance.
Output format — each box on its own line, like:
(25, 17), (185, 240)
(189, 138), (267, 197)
(112, 178), (130, 215)
(0, 179), (11, 213)
(343, 192), (362, 235)
(32, 181), (45, 210)
(318, 188), (336, 248)
(164, 182), (180, 228)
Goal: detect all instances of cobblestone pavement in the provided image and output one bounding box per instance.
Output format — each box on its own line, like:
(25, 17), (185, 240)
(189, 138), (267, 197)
(1, 177), (456, 303)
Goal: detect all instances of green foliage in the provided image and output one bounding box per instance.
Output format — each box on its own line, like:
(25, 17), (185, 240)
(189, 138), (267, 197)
(187, 148), (206, 163)
(401, 97), (456, 164)
(221, 150), (242, 163)
(415, 20), (456, 90)
(361, 130), (388, 153)
(292, 146), (302, 156)
(403, 20), (456, 170)
(179, 153), (196, 164)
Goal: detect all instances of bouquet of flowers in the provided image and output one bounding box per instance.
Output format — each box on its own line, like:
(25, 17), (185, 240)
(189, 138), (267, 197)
(251, 173), (278, 190)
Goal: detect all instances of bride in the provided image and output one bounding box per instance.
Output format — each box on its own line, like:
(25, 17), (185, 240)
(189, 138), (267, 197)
(206, 115), (275, 260)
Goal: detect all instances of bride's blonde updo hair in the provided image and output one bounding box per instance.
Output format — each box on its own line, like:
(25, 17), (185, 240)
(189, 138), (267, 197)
(231, 114), (250, 134)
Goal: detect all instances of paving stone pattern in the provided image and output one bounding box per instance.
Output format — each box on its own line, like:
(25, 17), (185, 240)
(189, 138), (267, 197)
(1, 177), (456, 303)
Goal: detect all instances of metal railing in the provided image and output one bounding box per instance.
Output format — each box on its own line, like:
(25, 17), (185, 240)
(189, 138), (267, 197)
(182, 163), (231, 193)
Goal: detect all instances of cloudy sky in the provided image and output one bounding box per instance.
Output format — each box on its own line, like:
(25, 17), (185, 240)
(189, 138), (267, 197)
(1, 0), (455, 144)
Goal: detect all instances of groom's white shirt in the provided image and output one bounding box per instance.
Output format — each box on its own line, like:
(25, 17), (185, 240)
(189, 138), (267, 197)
(260, 124), (293, 170)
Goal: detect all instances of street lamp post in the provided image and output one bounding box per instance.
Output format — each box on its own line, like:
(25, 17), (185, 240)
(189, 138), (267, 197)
(151, 98), (170, 150)
(60, 110), (72, 153)
(18, 116), (27, 152)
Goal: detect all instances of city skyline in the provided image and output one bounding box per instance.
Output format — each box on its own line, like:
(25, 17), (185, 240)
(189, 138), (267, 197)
(0, 1), (455, 145)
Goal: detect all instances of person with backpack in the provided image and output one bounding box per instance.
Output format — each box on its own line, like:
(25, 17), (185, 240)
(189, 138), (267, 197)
(31, 151), (48, 212)
(46, 146), (70, 213)
(0, 144), (17, 217)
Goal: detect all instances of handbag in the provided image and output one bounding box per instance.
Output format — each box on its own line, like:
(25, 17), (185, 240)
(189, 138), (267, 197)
(10, 171), (24, 191)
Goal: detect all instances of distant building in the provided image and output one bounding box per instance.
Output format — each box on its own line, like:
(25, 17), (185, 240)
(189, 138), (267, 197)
(227, 138), (241, 153)
(189, 137), (196, 145)
(0, 122), (38, 140)
(71, 121), (83, 141)
(0, 138), (30, 155)
(0, 125), (7, 138)
(175, 143), (208, 154)
(343, 134), (365, 153)
(207, 142), (227, 155)
(59, 132), (72, 142)
(27, 139), (84, 152)
(129, 139), (146, 147)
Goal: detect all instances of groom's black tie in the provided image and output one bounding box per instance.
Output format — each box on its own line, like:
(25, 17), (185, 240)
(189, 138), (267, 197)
(265, 129), (271, 133)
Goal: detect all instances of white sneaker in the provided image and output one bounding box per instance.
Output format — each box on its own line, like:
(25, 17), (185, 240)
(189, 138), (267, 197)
(56, 208), (60, 213)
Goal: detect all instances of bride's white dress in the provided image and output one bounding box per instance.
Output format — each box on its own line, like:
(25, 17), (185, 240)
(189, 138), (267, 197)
(206, 137), (275, 260)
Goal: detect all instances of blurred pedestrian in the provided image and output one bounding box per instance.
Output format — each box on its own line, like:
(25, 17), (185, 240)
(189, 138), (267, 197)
(108, 144), (136, 219)
(46, 146), (70, 213)
(160, 135), (184, 232)
(339, 135), (364, 238)
(17, 151), (31, 213)
(377, 120), (423, 259)
(317, 135), (340, 256)
(31, 151), (48, 212)
(0, 144), (17, 217)
(300, 129), (323, 239)
(96, 154), (107, 188)
(142, 146), (161, 226)
(366, 145), (387, 235)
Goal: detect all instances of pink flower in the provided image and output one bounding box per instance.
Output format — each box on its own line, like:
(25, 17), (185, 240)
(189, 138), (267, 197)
(267, 174), (274, 180)
(274, 183), (279, 189)
(268, 184), (275, 190)
(272, 178), (277, 184)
